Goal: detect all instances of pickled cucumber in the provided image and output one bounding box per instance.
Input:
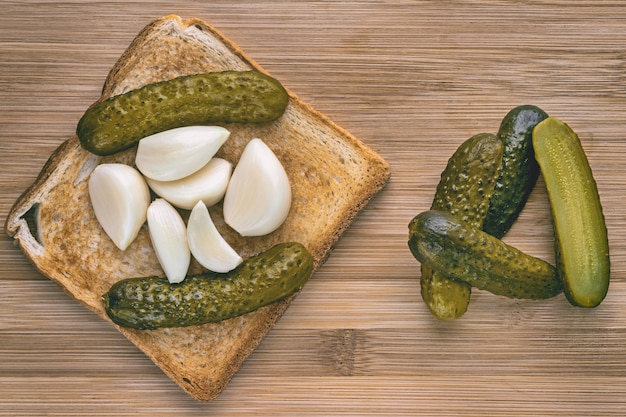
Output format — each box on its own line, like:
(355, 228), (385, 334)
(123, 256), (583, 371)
(483, 105), (548, 238)
(409, 210), (561, 300)
(532, 117), (610, 307)
(78, 70), (289, 156)
(102, 242), (313, 330)
(421, 133), (504, 320)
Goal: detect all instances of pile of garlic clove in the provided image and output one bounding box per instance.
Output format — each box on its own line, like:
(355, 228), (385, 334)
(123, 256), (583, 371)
(88, 126), (292, 283)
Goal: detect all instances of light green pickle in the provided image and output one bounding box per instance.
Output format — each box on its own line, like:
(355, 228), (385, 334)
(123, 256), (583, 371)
(532, 117), (610, 308)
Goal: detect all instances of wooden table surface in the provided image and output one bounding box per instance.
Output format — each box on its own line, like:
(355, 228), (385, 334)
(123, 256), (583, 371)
(2, 1), (626, 416)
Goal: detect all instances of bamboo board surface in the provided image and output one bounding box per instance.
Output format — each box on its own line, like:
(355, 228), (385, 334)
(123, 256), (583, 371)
(1, 1), (625, 416)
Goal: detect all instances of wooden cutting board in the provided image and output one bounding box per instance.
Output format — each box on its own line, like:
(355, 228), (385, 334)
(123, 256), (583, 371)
(1, 1), (625, 416)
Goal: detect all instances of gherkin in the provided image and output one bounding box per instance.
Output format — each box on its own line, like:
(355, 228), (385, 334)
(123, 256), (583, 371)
(103, 242), (313, 330)
(410, 211), (561, 300)
(483, 105), (548, 238)
(420, 133), (503, 320)
(78, 70), (289, 156)
(533, 117), (609, 308)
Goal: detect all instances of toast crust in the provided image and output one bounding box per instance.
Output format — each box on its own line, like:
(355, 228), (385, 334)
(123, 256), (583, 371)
(5, 14), (390, 401)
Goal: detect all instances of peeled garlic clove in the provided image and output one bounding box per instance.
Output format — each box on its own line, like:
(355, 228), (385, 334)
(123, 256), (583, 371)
(147, 199), (190, 283)
(145, 158), (232, 210)
(88, 163), (150, 251)
(223, 138), (292, 236)
(135, 126), (230, 181)
(187, 201), (243, 273)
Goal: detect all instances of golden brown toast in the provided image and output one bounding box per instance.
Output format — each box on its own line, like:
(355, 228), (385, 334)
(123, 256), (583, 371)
(5, 14), (390, 401)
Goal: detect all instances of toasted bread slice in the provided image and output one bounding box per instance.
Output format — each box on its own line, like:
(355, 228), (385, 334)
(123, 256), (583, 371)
(5, 15), (390, 401)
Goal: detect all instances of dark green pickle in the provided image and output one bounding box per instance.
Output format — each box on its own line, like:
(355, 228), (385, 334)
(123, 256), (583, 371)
(77, 70), (289, 156)
(410, 211), (561, 300)
(103, 242), (313, 330)
(483, 105), (548, 238)
(420, 133), (504, 320)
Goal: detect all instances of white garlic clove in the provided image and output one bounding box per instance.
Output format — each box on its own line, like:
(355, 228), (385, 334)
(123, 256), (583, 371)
(145, 158), (232, 210)
(223, 138), (292, 236)
(147, 199), (190, 283)
(187, 200), (242, 273)
(88, 163), (150, 251)
(135, 126), (230, 181)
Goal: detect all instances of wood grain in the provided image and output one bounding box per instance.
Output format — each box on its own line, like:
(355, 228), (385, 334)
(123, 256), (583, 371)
(1, 1), (625, 415)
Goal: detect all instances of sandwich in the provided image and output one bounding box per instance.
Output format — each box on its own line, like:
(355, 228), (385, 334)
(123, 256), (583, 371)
(5, 14), (390, 401)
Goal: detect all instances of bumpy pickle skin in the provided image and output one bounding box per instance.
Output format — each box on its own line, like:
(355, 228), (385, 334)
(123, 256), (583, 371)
(77, 70), (289, 156)
(483, 105), (548, 238)
(532, 117), (610, 308)
(409, 210), (562, 300)
(420, 133), (504, 320)
(102, 242), (313, 330)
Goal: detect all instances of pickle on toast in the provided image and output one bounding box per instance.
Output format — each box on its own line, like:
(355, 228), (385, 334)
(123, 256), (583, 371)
(78, 70), (289, 155)
(103, 242), (313, 330)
